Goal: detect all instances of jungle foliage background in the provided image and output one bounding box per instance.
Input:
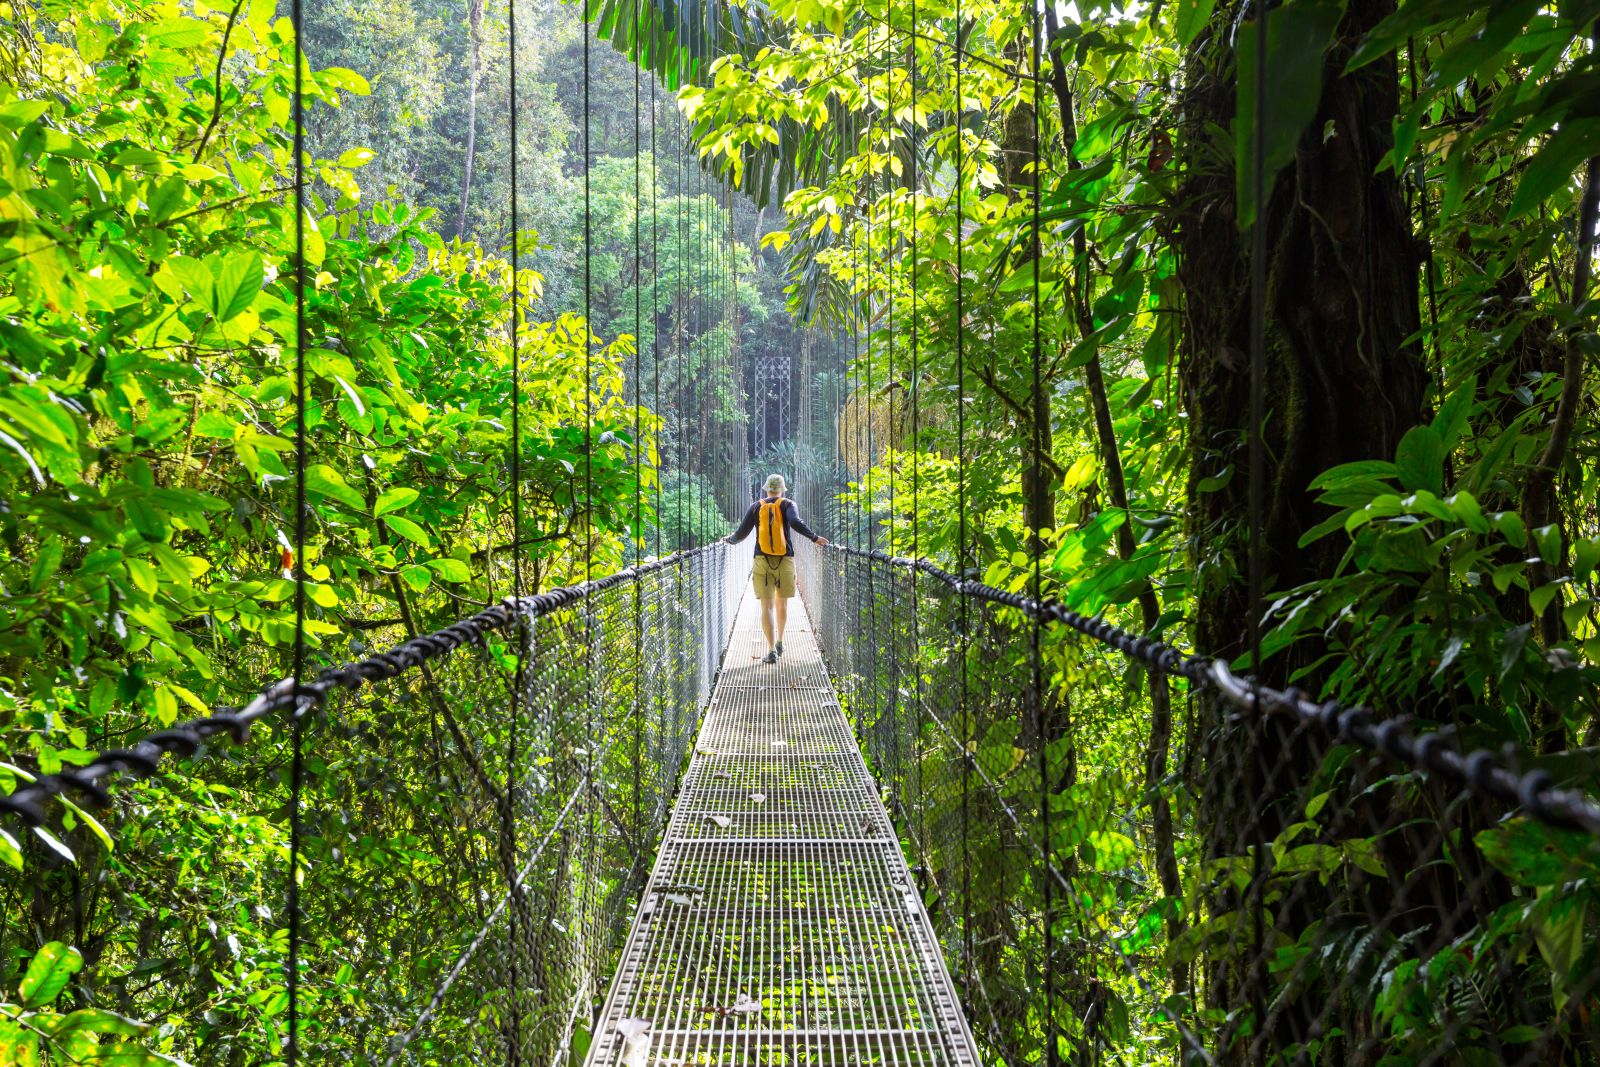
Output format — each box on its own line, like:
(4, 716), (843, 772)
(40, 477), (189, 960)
(3, 0), (1600, 1061)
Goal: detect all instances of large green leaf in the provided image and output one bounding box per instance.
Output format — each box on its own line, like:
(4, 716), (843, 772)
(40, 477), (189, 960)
(20, 942), (82, 1008)
(212, 252), (263, 322)
(305, 464), (366, 511)
(1174, 0), (1217, 45)
(1234, 0), (1348, 229)
(1394, 425), (1445, 495)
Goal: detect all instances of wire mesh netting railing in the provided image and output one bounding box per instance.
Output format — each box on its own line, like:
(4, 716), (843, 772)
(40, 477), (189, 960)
(2, 545), (748, 1065)
(799, 538), (1600, 1066)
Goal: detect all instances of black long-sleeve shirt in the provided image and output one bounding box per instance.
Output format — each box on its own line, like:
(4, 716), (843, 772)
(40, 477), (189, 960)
(728, 497), (818, 557)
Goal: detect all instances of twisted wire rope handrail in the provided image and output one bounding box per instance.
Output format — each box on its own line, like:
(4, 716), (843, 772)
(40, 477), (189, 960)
(820, 542), (1600, 837)
(0, 545), (722, 827)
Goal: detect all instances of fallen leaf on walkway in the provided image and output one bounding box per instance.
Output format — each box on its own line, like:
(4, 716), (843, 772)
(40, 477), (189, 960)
(616, 1019), (651, 1067)
(705, 814), (732, 829)
(704, 993), (765, 1018)
(712, 771), (732, 780)
(749, 792), (766, 803)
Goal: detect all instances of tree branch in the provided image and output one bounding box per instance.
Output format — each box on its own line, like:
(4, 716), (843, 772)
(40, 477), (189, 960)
(192, 1), (244, 162)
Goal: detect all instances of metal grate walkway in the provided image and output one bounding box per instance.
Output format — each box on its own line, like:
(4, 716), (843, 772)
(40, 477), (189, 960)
(586, 591), (982, 1066)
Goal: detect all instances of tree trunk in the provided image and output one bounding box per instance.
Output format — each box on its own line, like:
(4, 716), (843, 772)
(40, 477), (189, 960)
(1175, 0), (1427, 1057)
(456, 0), (485, 239)
(1043, 9), (1187, 1003)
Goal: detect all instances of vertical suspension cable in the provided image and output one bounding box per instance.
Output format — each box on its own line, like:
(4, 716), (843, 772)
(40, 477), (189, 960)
(952, 0), (973, 1000)
(677, 94), (689, 547)
(286, 0), (307, 1057)
(583, 3), (594, 590)
(579, 0), (598, 988)
(1027, 1), (1054, 1059)
(652, 72), (662, 558)
(907, 0), (926, 864)
(883, 0), (902, 821)
(630, 0), (645, 877)
(506, 0), (525, 1054)
(1246, 0), (1271, 1051)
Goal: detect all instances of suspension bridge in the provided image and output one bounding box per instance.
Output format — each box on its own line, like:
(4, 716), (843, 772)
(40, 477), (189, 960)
(7, 527), (1600, 1064)
(5, 0), (1600, 1060)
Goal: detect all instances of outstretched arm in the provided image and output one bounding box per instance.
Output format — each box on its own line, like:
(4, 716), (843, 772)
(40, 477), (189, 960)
(786, 504), (828, 546)
(723, 504), (757, 545)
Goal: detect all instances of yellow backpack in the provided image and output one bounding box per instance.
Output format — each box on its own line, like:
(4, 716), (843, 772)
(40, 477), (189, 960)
(756, 499), (788, 557)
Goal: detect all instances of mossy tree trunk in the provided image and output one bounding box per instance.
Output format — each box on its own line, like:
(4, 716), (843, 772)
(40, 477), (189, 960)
(1175, 0), (1428, 1057)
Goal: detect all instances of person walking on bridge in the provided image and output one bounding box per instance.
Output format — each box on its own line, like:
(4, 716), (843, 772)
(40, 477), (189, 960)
(723, 474), (828, 663)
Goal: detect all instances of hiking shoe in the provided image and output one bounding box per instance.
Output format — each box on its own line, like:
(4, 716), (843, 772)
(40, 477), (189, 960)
(762, 650), (778, 664)
(775, 640), (784, 657)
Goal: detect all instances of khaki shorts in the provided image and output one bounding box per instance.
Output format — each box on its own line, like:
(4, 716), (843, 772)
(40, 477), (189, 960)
(752, 554), (797, 598)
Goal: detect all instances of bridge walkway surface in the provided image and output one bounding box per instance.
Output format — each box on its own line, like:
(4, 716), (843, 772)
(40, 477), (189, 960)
(585, 591), (982, 1066)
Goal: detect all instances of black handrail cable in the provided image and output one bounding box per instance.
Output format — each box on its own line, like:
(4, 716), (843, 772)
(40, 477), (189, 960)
(820, 542), (1600, 841)
(287, 0), (308, 1055)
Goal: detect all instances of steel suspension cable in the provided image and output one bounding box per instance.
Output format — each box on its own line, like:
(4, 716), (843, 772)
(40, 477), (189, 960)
(652, 71), (662, 558)
(1246, 0), (1271, 1051)
(1026, 2), (1055, 1057)
(883, 0), (903, 832)
(952, 0), (973, 1002)
(287, 0), (308, 1054)
(579, 5), (599, 1022)
(506, 0), (526, 1053)
(631, 0), (645, 875)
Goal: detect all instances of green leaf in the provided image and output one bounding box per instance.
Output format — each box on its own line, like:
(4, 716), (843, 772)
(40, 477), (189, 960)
(1446, 491), (1489, 533)
(1476, 819), (1600, 887)
(80, 1040), (184, 1064)
(1493, 511), (1527, 549)
(212, 252), (263, 322)
(1532, 524), (1562, 567)
(305, 464), (365, 511)
(35, 1008), (146, 1038)
(146, 16), (211, 46)
(1394, 424), (1445, 494)
(425, 558), (471, 583)
(383, 515), (432, 548)
(0, 828), (21, 871)
(1431, 374), (1476, 447)
(57, 795), (114, 853)
(1174, 0), (1217, 46)
(0, 100), (49, 129)
(1510, 119), (1600, 219)
(302, 209), (326, 267)
(1309, 460), (1397, 490)
(20, 942), (82, 1008)
(1574, 537), (1600, 581)
(165, 255), (213, 309)
(373, 487), (419, 516)
(1235, 0), (1348, 229)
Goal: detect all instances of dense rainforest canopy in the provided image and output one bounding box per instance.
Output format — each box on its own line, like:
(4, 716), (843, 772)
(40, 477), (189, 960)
(2, 0), (1599, 1061)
